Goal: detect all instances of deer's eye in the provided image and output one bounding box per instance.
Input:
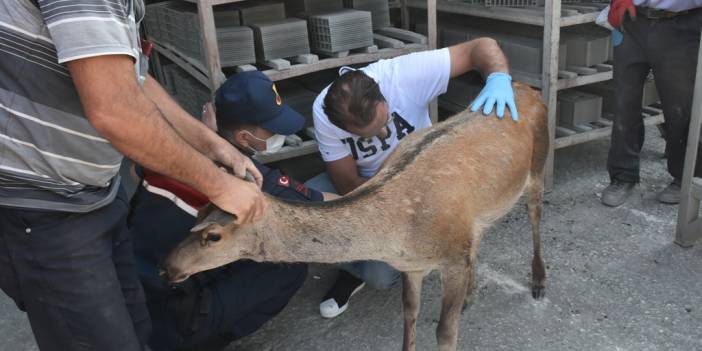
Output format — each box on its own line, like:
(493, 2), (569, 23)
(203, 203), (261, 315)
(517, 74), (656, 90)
(206, 233), (221, 242)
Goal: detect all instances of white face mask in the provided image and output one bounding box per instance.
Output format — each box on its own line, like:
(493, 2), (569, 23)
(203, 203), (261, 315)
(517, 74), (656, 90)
(244, 131), (286, 154)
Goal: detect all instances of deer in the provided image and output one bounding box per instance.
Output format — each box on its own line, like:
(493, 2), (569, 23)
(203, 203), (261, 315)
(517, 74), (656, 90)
(161, 82), (549, 351)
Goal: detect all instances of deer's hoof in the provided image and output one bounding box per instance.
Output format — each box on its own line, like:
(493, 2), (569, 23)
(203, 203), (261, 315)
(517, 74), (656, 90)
(531, 284), (545, 299)
(461, 298), (474, 313)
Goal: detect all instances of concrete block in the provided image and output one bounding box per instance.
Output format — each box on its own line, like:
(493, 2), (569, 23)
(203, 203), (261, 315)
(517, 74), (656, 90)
(306, 9), (374, 55)
(558, 89), (603, 127)
(597, 118), (613, 126)
(566, 66), (598, 75)
(238, 2), (286, 25)
(284, 0), (343, 17)
(214, 5), (241, 27)
(566, 36), (609, 67)
(375, 27), (427, 44)
(594, 63), (613, 72)
(578, 81), (615, 118)
(329, 50), (350, 58)
(264, 58), (291, 70)
(235, 64), (257, 73)
(499, 35), (567, 76)
(216, 26), (256, 67)
(562, 32), (609, 67)
(251, 18), (310, 61)
(485, 0), (538, 6)
(294, 54), (319, 64)
(343, 0), (391, 29)
(559, 71), (578, 79)
(356, 45), (378, 53)
(572, 124), (595, 132)
(556, 126), (577, 137)
(373, 33), (405, 48)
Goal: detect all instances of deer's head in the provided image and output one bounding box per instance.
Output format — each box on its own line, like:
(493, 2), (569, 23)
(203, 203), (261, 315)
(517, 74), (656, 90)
(161, 204), (264, 283)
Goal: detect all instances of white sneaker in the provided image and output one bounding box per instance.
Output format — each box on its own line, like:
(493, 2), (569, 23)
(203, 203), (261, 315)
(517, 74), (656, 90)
(319, 271), (365, 318)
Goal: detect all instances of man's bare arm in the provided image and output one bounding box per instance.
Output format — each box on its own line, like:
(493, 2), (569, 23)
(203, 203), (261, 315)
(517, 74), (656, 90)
(68, 55), (266, 222)
(448, 38), (509, 78)
(326, 155), (368, 195)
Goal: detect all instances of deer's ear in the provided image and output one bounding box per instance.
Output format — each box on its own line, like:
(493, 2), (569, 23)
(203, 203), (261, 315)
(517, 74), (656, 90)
(190, 222), (211, 233)
(195, 204), (216, 222)
(191, 205), (236, 232)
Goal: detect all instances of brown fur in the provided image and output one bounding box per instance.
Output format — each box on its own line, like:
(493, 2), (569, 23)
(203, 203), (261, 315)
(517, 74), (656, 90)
(163, 83), (548, 351)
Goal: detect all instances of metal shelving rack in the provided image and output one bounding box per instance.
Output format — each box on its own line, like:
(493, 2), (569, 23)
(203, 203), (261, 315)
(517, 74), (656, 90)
(405, 0), (663, 188)
(146, 0), (436, 163)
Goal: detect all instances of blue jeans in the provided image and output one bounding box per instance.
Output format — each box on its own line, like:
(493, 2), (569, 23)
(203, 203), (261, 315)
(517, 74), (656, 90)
(304, 172), (401, 290)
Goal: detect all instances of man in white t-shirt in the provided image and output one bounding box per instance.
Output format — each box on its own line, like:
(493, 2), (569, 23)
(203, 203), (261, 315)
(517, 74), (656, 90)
(305, 38), (518, 319)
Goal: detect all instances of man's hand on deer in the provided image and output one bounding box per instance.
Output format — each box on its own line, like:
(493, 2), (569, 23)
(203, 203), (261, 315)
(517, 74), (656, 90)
(208, 173), (268, 225)
(210, 139), (264, 187)
(470, 72), (519, 121)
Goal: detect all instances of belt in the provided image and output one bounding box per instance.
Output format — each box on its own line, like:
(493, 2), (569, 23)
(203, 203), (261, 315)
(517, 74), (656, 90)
(635, 6), (690, 20)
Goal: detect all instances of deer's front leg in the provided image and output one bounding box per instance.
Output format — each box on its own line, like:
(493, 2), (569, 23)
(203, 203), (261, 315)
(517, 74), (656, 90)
(437, 263), (470, 351)
(402, 271), (424, 351)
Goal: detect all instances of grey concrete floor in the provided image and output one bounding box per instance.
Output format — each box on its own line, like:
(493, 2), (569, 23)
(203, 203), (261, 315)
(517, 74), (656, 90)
(2, 126), (701, 351)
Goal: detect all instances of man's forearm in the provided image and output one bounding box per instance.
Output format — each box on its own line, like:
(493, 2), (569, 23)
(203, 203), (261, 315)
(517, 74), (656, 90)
(142, 75), (222, 159)
(449, 38), (509, 78)
(470, 38), (509, 77)
(334, 176), (368, 195)
(69, 56), (226, 198)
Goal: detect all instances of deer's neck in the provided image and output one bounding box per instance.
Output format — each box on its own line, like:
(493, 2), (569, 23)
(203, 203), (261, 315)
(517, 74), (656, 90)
(257, 195), (399, 264)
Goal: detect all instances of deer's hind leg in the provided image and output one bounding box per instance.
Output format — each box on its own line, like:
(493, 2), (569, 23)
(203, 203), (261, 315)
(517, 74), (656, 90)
(528, 105), (549, 299)
(402, 271), (425, 351)
(462, 264), (477, 311)
(463, 226), (484, 310)
(526, 172), (546, 299)
(437, 261), (471, 351)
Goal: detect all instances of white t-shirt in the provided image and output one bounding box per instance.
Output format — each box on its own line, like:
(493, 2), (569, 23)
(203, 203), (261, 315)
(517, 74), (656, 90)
(313, 48), (452, 178)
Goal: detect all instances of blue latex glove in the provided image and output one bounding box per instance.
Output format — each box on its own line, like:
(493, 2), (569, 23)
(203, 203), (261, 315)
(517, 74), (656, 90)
(470, 72), (519, 121)
(612, 29), (623, 47)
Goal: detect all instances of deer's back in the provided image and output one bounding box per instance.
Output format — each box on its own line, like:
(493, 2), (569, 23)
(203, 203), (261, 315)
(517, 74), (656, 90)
(360, 84), (547, 236)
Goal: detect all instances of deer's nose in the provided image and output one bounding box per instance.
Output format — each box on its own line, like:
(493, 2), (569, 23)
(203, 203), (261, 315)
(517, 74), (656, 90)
(157, 263), (190, 283)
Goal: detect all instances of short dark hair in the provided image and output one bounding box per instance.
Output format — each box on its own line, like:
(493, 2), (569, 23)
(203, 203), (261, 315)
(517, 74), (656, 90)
(323, 71), (385, 130)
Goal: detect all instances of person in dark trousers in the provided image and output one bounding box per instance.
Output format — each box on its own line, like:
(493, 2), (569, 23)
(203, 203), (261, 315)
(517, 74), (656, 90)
(0, 1), (266, 351)
(602, 0), (702, 207)
(128, 71), (332, 351)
